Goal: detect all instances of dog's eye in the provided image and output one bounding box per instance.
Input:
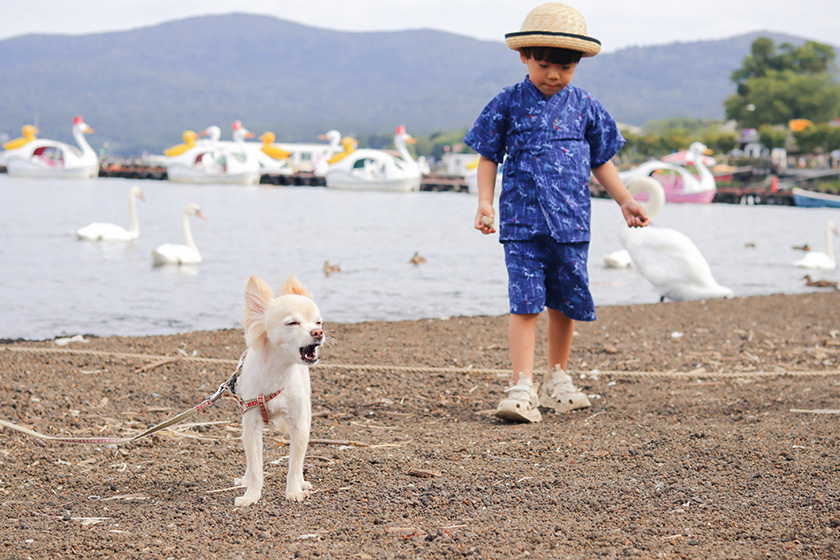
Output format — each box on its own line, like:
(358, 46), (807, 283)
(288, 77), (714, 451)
(286, 321), (300, 326)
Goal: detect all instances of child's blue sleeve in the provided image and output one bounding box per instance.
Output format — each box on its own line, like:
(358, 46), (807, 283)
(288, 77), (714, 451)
(585, 97), (625, 168)
(463, 92), (508, 164)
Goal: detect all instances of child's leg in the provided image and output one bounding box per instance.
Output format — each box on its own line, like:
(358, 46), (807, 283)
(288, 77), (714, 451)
(497, 240), (544, 422)
(497, 311), (542, 423)
(540, 307), (590, 413)
(509, 312), (539, 384)
(546, 307), (574, 374)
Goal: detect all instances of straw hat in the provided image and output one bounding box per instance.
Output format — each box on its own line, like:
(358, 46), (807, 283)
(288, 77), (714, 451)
(505, 3), (601, 57)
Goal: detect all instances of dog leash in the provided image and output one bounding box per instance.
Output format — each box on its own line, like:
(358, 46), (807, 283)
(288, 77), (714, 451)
(0, 350), (279, 445)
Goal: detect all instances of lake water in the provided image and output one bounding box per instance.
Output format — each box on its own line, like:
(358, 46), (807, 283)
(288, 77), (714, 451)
(1, 175), (838, 340)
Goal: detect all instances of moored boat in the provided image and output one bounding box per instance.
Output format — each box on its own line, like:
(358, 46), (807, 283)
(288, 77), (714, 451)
(792, 187), (840, 208)
(617, 142), (717, 204)
(4, 116), (99, 179)
(164, 121), (261, 185)
(325, 126), (422, 192)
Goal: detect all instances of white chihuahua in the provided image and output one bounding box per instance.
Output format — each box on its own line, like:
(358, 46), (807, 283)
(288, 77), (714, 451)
(234, 274), (324, 507)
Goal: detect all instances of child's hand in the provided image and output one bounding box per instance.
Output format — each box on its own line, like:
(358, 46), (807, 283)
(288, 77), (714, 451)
(622, 198), (650, 228)
(475, 204), (496, 234)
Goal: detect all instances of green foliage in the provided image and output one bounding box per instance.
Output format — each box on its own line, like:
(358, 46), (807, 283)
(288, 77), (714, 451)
(725, 38), (840, 126)
(645, 117), (707, 135)
(726, 70), (840, 126)
(418, 130), (472, 159)
(620, 118), (737, 160)
(792, 123), (840, 153)
(358, 133), (396, 150)
(730, 38), (836, 89)
(702, 131), (738, 154)
(758, 125), (789, 150)
(575, 31), (800, 128)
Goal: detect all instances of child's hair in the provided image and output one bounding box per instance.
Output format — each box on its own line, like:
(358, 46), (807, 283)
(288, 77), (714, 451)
(520, 46), (583, 65)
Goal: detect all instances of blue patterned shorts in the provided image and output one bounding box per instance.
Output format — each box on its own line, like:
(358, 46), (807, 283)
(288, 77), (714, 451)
(503, 237), (596, 321)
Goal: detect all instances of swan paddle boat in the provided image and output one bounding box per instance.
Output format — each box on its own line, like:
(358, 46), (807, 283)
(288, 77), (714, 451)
(151, 204), (205, 266)
(75, 186), (146, 242)
(465, 156), (504, 195)
(164, 121), (261, 185)
(312, 130), (346, 177)
(5, 116), (99, 179)
(314, 134), (358, 176)
(618, 177), (733, 301)
(198, 123), (292, 174)
(618, 142), (717, 203)
(164, 130), (198, 157)
(325, 126), (422, 192)
(254, 131), (293, 175)
(1, 124), (39, 166)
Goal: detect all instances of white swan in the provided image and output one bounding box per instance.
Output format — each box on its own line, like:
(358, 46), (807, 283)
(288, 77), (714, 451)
(75, 186), (146, 241)
(793, 220), (838, 270)
(151, 204), (205, 266)
(603, 174), (662, 269)
(603, 249), (633, 269)
(5, 115), (99, 179)
(619, 177), (733, 301)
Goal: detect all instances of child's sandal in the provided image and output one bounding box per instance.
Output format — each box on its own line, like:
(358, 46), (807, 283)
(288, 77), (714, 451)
(495, 382), (542, 423)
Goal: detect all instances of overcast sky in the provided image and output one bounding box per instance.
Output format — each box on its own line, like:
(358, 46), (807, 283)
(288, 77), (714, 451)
(1, 0), (838, 52)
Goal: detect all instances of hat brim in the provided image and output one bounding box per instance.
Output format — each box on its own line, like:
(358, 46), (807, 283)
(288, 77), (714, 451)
(505, 31), (601, 57)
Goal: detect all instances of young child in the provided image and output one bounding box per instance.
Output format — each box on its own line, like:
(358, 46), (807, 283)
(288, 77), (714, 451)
(464, 3), (650, 423)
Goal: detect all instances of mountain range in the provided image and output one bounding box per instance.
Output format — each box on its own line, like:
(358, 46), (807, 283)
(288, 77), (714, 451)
(0, 13), (824, 156)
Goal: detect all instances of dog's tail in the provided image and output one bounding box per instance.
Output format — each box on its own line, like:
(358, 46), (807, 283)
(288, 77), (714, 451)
(243, 275), (273, 346)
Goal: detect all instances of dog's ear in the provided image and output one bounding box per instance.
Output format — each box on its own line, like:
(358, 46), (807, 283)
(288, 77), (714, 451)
(243, 275), (274, 346)
(281, 274), (314, 299)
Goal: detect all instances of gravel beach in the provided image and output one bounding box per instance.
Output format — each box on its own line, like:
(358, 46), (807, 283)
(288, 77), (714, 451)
(1, 291), (839, 559)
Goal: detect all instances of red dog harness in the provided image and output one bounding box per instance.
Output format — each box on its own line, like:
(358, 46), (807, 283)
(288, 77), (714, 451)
(230, 390), (284, 425)
(226, 349), (284, 425)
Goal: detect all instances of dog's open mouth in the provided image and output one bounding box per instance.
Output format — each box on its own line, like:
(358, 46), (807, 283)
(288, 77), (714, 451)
(299, 344), (320, 365)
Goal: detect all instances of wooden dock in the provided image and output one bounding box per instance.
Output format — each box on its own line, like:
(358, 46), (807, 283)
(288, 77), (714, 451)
(94, 163), (471, 192)
(256, 171), (469, 191)
(0, 163), (804, 204)
(96, 164), (798, 203)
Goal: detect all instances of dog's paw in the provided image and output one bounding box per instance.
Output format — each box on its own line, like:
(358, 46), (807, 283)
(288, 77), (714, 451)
(286, 489), (311, 502)
(234, 496), (257, 508)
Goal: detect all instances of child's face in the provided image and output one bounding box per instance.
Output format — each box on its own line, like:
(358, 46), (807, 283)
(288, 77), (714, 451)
(520, 51), (577, 98)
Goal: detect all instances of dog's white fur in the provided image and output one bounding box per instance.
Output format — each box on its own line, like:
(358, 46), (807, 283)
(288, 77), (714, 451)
(234, 274), (323, 507)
